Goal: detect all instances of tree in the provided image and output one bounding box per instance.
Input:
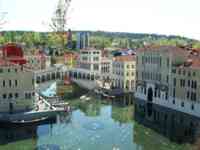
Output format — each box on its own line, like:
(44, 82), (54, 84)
(49, 0), (72, 55)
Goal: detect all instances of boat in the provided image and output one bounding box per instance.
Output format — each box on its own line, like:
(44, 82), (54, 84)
(80, 95), (86, 100)
(85, 97), (91, 101)
(11, 116), (50, 124)
(0, 116), (56, 127)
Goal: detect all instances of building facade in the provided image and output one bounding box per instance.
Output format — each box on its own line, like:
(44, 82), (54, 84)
(112, 55), (136, 92)
(135, 45), (200, 142)
(0, 62), (35, 113)
(25, 51), (51, 70)
(0, 43), (35, 113)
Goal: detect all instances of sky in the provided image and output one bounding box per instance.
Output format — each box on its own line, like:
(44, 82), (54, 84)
(0, 0), (200, 40)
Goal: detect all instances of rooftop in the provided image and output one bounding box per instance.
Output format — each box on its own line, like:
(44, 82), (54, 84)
(114, 55), (135, 62)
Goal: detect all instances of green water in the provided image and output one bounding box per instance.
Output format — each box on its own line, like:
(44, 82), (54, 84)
(0, 99), (194, 150)
(0, 83), (195, 150)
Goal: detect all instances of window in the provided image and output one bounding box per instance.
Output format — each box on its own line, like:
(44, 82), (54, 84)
(178, 70), (181, 75)
(15, 93), (19, 98)
(32, 79), (34, 85)
(180, 79), (185, 87)
(158, 90), (161, 98)
(165, 92), (168, 100)
(194, 81), (197, 89)
(144, 88), (147, 95)
(191, 92), (197, 101)
(132, 65), (134, 69)
(173, 78), (176, 86)
(93, 64), (99, 71)
(15, 69), (18, 73)
(8, 69), (10, 72)
(173, 88), (176, 98)
(167, 58), (170, 67)
(181, 102), (184, 107)
(191, 80), (197, 89)
(193, 72), (196, 77)
(127, 65), (129, 69)
(3, 94), (6, 99)
(188, 71), (191, 77)
(15, 80), (18, 87)
(172, 69), (176, 74)
(0, 68), (3, 73)
(183, 70), (186, 75)
(182, 79), (185, 87)
(9, 93), (13, 99)
(187, 91), (190, 99)
(166, 75), (169, 83)
(191, 104), (194, 110)
(159, 57), (162, 67)
(3, 80), (5, 87)
(188, 80), (191, 87)
(173, 100), (175, 104)
(9, 80), (12, 87)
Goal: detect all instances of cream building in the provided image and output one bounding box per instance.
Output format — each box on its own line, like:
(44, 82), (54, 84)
(0, 62), (35, 113)
(70, 49), (112, 81)
(135, 45), (200, 119)
(112, 55), (136, 92)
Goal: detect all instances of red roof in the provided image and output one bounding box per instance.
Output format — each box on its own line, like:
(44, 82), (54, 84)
(1, 43), (27, 65)
(114, 55), (135, 62)
(2, 43), (23, 57)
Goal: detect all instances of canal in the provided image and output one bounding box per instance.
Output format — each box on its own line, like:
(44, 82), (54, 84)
(0, 83), (197, 150)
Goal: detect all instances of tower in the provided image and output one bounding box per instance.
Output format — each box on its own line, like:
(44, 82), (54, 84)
(67, 29), (73, 49)
(76, 32), (90, 49)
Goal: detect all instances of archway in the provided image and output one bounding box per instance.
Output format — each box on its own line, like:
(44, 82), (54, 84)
(9, 102), (13, 114)
(42, 75), (46, 82)
(56, 72), (61, 79)
(52, 73), (56, 80)
(147, 87), (153, 117)
(47, 74), (51, 81)
(78, 72), (81, 79)
(87, 74), (90, 80)
(147, 88), (153, 102)
(36, 76), (41, 84)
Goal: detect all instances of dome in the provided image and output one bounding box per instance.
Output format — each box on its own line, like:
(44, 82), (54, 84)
(1, 43), (27, 65)
(2, 43), (24, 57)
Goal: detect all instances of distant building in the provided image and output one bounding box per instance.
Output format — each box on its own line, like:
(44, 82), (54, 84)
(69, 49), (112, 82)
(67, 29), (73, 49)
(64, 51), (78, 69)
(76, 32), (90, 49)
(25, 50), (51, 70)
(112, 55), (136, 92)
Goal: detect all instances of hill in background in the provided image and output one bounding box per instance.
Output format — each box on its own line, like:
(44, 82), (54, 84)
(0, 30), (199, 51)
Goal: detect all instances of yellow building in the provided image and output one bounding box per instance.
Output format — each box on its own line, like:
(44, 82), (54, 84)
(112, 55), (136, 92)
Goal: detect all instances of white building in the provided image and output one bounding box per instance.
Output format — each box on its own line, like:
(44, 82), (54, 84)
(0, 61), (35, 113)
(69, 49), (112, 83)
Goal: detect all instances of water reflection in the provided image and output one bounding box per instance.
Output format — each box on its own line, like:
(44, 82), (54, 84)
(0, 99), (194, 150)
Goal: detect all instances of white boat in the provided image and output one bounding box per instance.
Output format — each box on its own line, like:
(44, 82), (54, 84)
(85, 97), (91, 101)
(80, 95), (86, 100)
